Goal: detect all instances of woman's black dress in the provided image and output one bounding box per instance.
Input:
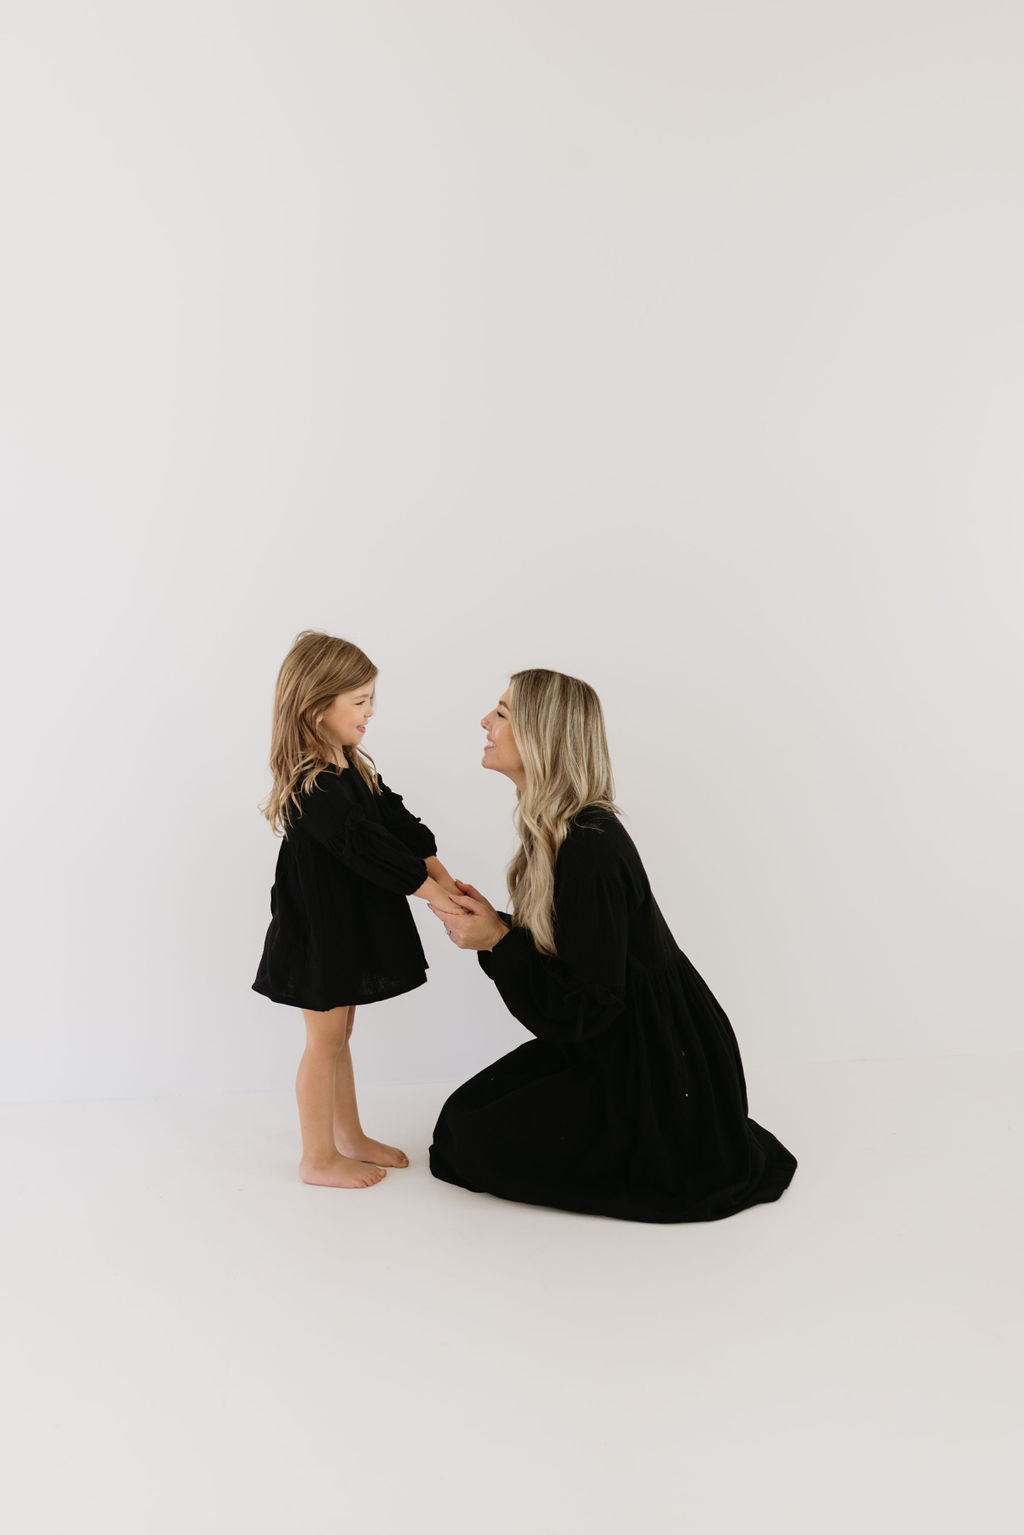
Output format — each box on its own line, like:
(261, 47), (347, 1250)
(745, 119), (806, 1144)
(429, 807), (797, 1222)
(252, 765), (437, 1011)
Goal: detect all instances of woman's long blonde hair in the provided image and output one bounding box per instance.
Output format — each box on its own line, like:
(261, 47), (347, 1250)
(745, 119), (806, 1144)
(260, 630), (381, 835)
(505, 669), (621, 956)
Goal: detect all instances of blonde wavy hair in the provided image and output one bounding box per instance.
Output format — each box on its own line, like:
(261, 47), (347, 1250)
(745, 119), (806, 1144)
(259, 630), (381, 835)
(505, 669), (621, 956)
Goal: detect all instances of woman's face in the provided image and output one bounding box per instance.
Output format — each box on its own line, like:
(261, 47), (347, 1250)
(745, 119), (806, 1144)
(480, 687), (525, 784)
(318, 683), (376, 756)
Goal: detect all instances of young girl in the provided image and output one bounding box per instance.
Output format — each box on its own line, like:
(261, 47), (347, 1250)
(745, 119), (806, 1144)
(252, 630), (462, 1189)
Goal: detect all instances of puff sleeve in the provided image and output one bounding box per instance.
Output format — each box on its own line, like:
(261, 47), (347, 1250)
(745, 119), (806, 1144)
(375, 774), (438, 859)
(477, 827), (630, 1044)
(294, 772), (430, 896)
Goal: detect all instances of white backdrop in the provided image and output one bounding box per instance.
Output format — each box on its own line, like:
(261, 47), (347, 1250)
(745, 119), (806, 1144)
(1, 0), (1020, 1102)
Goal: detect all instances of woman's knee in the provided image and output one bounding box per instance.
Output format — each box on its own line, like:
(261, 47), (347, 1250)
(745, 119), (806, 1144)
(345, 1006), (357, 1042)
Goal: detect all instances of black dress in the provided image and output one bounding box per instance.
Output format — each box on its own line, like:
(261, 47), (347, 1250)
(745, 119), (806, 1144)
(429, 807), (797, 1222)
(252, 765), (437, 1011)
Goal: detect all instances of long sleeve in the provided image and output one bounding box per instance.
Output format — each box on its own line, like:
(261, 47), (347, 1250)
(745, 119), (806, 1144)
(294, 772), (429, 896)
(477, 828), (630, 1044)
(375, 774), (438, 859)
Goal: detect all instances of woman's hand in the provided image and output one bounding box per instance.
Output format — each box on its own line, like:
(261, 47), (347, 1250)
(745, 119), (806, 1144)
(428, 880), (510, 951)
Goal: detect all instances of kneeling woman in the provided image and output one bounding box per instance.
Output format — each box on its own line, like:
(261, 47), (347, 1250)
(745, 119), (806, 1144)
(428, 670), (798, 1223)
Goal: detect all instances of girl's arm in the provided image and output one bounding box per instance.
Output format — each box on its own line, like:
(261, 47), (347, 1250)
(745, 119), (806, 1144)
(375, 776), (461, 908)
(423, 854), (459, 897)
(411, 871), (462, 915)
(375, 775), (439, 858)
(298, 773), (462, 913)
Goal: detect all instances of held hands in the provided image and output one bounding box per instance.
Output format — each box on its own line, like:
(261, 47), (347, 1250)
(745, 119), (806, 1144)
(416, 857), (463, 916)
(428, 880), (509, 952)
(425, 882), (463, 917)
(413, 876), (462, 916)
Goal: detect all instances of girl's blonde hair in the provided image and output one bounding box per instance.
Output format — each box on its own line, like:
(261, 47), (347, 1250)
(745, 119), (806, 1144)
(260, 630), (381, 835)
(505, 669), (621, 956)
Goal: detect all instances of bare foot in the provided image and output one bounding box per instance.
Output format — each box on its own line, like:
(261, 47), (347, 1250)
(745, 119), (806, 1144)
(336, 1134), (409, 1169)
(299, 1153), (387, 1188)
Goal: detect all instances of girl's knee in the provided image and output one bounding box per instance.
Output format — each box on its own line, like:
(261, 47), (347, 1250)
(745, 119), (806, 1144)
(302, 1005), (352, 1052)
(346, 1005), (357, 1042)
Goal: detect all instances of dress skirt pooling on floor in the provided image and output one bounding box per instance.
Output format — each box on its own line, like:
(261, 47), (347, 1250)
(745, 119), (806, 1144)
(252, 764), (437, 1011)
(429, 807), (797, 1222)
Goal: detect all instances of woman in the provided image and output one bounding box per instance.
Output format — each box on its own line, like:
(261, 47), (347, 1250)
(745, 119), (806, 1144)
(427, 670), (797, 1223)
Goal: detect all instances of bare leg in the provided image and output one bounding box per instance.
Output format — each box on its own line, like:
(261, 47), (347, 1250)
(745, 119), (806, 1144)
(296, 1005), (386, 1188)
(333, 1007), (409, 1168)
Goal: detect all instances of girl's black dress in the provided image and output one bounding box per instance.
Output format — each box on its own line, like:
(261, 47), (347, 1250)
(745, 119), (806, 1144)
(252, 765), (437, 1011)
(429, 807), (797, 1223)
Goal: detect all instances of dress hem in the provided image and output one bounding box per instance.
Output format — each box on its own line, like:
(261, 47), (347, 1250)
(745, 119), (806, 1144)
(428, 1142), (797, 1225)
(251, 970), (428, 1011)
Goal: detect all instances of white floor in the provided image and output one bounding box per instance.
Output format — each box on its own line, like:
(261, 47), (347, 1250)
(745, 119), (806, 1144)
(2, 1055), (1021, 1535)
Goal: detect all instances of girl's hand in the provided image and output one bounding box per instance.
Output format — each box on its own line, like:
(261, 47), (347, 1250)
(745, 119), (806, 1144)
(428, 888), (509, 952)
(413, 876), (463, 916)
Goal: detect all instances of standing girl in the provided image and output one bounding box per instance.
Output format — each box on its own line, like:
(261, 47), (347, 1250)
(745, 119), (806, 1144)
(253, 630), (462, 1189)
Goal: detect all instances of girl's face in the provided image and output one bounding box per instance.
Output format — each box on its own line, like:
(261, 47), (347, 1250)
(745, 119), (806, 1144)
(480, 687), (525, 785)
(317, 682), (376, 757)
